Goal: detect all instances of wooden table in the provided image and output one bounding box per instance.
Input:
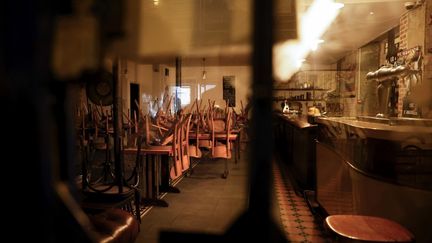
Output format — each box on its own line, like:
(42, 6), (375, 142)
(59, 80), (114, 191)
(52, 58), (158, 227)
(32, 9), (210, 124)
(124, 146), (179, 207)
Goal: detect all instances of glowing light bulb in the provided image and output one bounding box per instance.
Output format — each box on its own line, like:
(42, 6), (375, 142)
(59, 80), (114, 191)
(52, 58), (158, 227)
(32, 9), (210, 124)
(202, 71), (207, 80)
(202, 58), (207, 80)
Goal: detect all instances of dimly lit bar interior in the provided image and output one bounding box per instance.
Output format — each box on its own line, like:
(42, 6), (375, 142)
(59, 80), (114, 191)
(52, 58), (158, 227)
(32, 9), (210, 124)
(2, 0), (432, 242)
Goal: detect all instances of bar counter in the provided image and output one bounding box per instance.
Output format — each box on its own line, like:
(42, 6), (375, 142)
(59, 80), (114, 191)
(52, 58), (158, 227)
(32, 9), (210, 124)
(314, 116), (432, 243)
(274, 112), (318, 192)
(317, 116), (432, 143)
(275, 112), (317, 129)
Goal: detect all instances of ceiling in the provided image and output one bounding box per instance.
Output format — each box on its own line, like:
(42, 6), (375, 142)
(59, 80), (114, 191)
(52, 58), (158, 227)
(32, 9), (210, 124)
(117, 0), (409, 66)
(307, 0), (408, 64)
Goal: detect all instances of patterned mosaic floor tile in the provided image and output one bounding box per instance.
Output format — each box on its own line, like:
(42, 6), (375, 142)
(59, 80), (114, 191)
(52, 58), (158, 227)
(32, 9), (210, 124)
(273, 162), (331, 243)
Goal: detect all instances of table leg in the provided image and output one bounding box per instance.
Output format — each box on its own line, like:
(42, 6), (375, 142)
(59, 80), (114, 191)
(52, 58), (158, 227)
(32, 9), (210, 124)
(141, 155), (168, 207)
(159, 155), (180, 193)
(237, 133), (241, 162)
(222, 158), (229, 179)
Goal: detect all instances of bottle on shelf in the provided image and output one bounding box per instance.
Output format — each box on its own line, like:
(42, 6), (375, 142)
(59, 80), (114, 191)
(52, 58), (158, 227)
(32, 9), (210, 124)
(282, 100), (290, 113)
(402, 91), (421, 117)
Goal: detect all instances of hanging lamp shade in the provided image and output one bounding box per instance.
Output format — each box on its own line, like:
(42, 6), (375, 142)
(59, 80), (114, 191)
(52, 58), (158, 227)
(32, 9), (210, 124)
(202, 58), (207, 80)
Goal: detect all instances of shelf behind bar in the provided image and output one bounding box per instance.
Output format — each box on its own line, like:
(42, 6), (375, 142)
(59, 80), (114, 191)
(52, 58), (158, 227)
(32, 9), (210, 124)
(273, 88), (329, 91)
(273, 98), (324, 102)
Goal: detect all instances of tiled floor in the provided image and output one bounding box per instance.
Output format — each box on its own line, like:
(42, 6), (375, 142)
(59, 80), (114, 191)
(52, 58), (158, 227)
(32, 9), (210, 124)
(134, 151), (330, 243)
(273, 163), (331, 243)
(135, 155), (248, 243)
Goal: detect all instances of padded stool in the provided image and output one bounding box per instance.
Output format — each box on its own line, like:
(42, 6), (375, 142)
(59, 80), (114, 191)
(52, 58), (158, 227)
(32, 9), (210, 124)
(325, 215), (415, 243)
(88, 208), (139, 243)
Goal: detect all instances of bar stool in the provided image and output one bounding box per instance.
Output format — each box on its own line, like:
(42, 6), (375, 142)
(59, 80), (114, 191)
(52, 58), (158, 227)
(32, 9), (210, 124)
(325, 215), (415, 243)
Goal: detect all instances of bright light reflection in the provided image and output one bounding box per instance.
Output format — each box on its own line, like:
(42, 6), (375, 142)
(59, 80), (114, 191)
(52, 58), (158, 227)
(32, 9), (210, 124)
(141, 93), (157, 117)
(199, 84), (216, 99)
(171, 86), (191, 108)
(311, 39), (325, 51)
(274, 0), (343, 81)
(296, 59), (306, 68)
(334, 2), (344, 9)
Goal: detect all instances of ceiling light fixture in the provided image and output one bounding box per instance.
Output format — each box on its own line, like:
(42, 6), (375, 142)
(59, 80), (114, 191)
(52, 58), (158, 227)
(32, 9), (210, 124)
(202, 58), (207, 80)
(153, 0), (159, 6)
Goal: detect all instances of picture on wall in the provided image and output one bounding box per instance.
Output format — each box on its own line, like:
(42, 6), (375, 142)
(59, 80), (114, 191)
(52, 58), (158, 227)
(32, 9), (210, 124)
(339, 52), (358, 94)
(223, 76), (236, 107)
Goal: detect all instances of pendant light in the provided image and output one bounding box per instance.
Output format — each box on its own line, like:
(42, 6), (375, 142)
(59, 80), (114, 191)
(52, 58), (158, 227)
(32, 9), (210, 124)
(202, 58), (207, 80)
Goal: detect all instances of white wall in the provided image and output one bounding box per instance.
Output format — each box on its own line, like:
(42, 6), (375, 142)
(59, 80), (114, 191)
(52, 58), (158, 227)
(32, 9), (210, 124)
(153, 65), (251, 113)
(122, 60), (252, 115)
(121, 60), (153, 116)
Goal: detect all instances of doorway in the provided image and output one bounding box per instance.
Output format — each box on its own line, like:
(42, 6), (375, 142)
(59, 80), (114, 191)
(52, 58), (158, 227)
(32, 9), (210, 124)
(130, 83), (139, 120)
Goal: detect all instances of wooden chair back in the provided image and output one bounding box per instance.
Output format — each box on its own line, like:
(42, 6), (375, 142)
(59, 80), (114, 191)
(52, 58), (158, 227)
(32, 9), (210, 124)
(211, 109), (232, 159)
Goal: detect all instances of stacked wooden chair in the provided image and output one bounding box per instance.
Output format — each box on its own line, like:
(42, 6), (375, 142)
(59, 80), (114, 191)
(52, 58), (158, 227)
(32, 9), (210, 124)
(75, 103), (141, 243)
(77, 104), (141, 223)
(185, 99), (236, 178)
(210, 106), (233, 178)
(122, 98), (192, 207)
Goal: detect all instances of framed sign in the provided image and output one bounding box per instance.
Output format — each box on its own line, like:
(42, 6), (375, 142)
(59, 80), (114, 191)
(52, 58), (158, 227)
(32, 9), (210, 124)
(223, 76), (236, 107)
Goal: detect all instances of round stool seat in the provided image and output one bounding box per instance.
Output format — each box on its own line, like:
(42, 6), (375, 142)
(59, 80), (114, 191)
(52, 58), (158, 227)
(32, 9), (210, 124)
(325, 215), (414, 242)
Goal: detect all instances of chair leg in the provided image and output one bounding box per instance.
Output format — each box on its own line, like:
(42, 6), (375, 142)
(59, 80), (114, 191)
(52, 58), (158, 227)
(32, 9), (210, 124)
(134, 188), (141, 224)
(222, 159), (229, 179)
